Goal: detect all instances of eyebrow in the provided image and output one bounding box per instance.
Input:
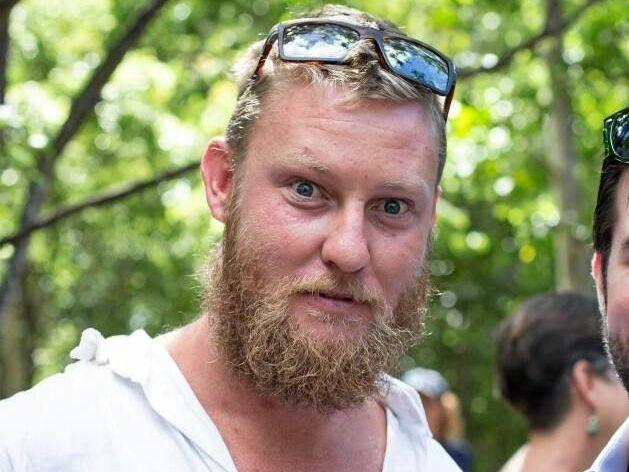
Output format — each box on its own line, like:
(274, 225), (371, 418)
(273, 149), (431, 194)
(274, 150), (331, 175)
(381, 178), (430, 195)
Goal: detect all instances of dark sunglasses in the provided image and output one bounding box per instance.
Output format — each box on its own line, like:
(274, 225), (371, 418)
(603, 107), (628, 163)
(252, 19), (457, 120)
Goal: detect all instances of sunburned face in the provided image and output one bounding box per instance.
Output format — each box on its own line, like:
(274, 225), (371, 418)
(233, 81), (439, 337)
(594, 170), (629, 393)
(201, 81), (441, 410)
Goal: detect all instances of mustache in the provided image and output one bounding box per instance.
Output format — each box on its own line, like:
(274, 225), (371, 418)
(285, 273), (387, 309)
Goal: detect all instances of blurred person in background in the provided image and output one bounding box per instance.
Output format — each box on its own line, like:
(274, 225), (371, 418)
(589, 106), (629, 472)
(401, 367), (474, 471)
(495, 292), (629, 472)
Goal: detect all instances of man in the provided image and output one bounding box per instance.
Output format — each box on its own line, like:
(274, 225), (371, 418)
(590, 106), (629, 471)
(0, 4), (460, 471)
(495, 292), (628, 472)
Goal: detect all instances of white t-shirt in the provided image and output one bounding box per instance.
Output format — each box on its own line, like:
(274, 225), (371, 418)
(0, 328), (460, 471)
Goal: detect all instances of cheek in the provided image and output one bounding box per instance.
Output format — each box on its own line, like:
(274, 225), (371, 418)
(239, 195), (328, 272)
(606, 273), (629, 334)
(371, 231), (428, 293)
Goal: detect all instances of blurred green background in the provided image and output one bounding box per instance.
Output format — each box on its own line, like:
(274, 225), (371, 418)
(0, 0), (627, 470)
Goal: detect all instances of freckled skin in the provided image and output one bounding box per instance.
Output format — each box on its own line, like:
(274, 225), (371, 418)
(236, 81), (440, 337)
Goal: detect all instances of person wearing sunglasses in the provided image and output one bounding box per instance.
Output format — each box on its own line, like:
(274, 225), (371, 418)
(589, 107), (629, 472)
(0, 4), (461, 471)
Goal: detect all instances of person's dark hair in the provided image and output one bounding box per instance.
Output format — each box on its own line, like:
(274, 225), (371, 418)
(495, 292), (610, 431)
(593, 157), (627, 284)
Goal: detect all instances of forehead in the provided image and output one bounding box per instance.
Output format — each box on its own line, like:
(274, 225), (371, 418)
(246, 80), (440, 185)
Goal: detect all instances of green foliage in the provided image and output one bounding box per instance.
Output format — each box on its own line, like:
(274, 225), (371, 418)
(1, 0), (627, 470)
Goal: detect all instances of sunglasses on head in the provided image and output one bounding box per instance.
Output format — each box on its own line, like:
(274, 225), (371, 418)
(603, 107), (628, 163)
(252, 19), (457, 120)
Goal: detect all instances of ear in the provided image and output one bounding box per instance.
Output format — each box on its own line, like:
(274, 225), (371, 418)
(431, 185), (442, 227)
(591, 251), (606, 315)
(200, 138), (232, 223)
(571, 360), (597, 410)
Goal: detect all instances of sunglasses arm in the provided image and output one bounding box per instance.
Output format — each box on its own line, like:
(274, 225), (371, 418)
(443, 81), (456, 121)
(253, 29), (279, 79)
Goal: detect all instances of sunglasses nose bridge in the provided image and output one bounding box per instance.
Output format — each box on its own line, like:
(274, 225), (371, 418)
(351, 34), (389, 68)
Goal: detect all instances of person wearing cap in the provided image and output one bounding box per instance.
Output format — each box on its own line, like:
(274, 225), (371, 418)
(589, 106), (629, 472)
(0, 4), (461, 471)
(401, 367), (474, 471)
(495, 292), (628, 472)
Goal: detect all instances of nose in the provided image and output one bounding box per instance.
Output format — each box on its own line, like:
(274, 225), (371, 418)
(321, 204), (371, 274)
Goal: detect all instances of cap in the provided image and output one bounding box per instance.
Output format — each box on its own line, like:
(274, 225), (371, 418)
(401, 367), (449, 398)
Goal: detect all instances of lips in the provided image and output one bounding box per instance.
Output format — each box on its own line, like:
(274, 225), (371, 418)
(318, 291), (356, 303)
(297, 291), (369, 315)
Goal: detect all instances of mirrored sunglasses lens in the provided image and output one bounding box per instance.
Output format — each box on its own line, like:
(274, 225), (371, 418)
(383, 38), (449, 93)
(612, 110), (628, 160)
(283, 24), (359, 60)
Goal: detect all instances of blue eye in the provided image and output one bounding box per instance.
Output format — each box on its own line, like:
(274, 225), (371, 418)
(377, 198), (409, 216)
(384, 199), (401, 215)
(291, 180), (317, 198)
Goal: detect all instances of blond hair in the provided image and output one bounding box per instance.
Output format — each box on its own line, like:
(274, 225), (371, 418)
(225, 4), (447, 181)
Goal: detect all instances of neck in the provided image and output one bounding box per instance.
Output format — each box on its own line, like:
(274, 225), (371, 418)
(522, 413), (603, 472)
(162, 314), (384, 441)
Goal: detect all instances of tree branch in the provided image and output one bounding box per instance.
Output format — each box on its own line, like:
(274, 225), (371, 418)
(46, 0), (169, 166)
(0, 1), (19, 8)
(0, 0), (170, 326)
(0, 162), (198, 248)
(0, 0), (605, 257)
(458, 0), (603, 79)
(0, 0), (20, 104)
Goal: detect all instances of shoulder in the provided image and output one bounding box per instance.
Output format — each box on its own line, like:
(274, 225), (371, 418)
(498, 444), (527, 472)
(0, 329), (154, 471)
(0, 350), (125, 425)
(381, 375), (462, 471)
(425, 438), (463, 470)
(588, 418), (629, 472)
(0, 360), (121, 470)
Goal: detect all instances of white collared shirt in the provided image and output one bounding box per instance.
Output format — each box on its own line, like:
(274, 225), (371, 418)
(0, 328), (460, 471)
